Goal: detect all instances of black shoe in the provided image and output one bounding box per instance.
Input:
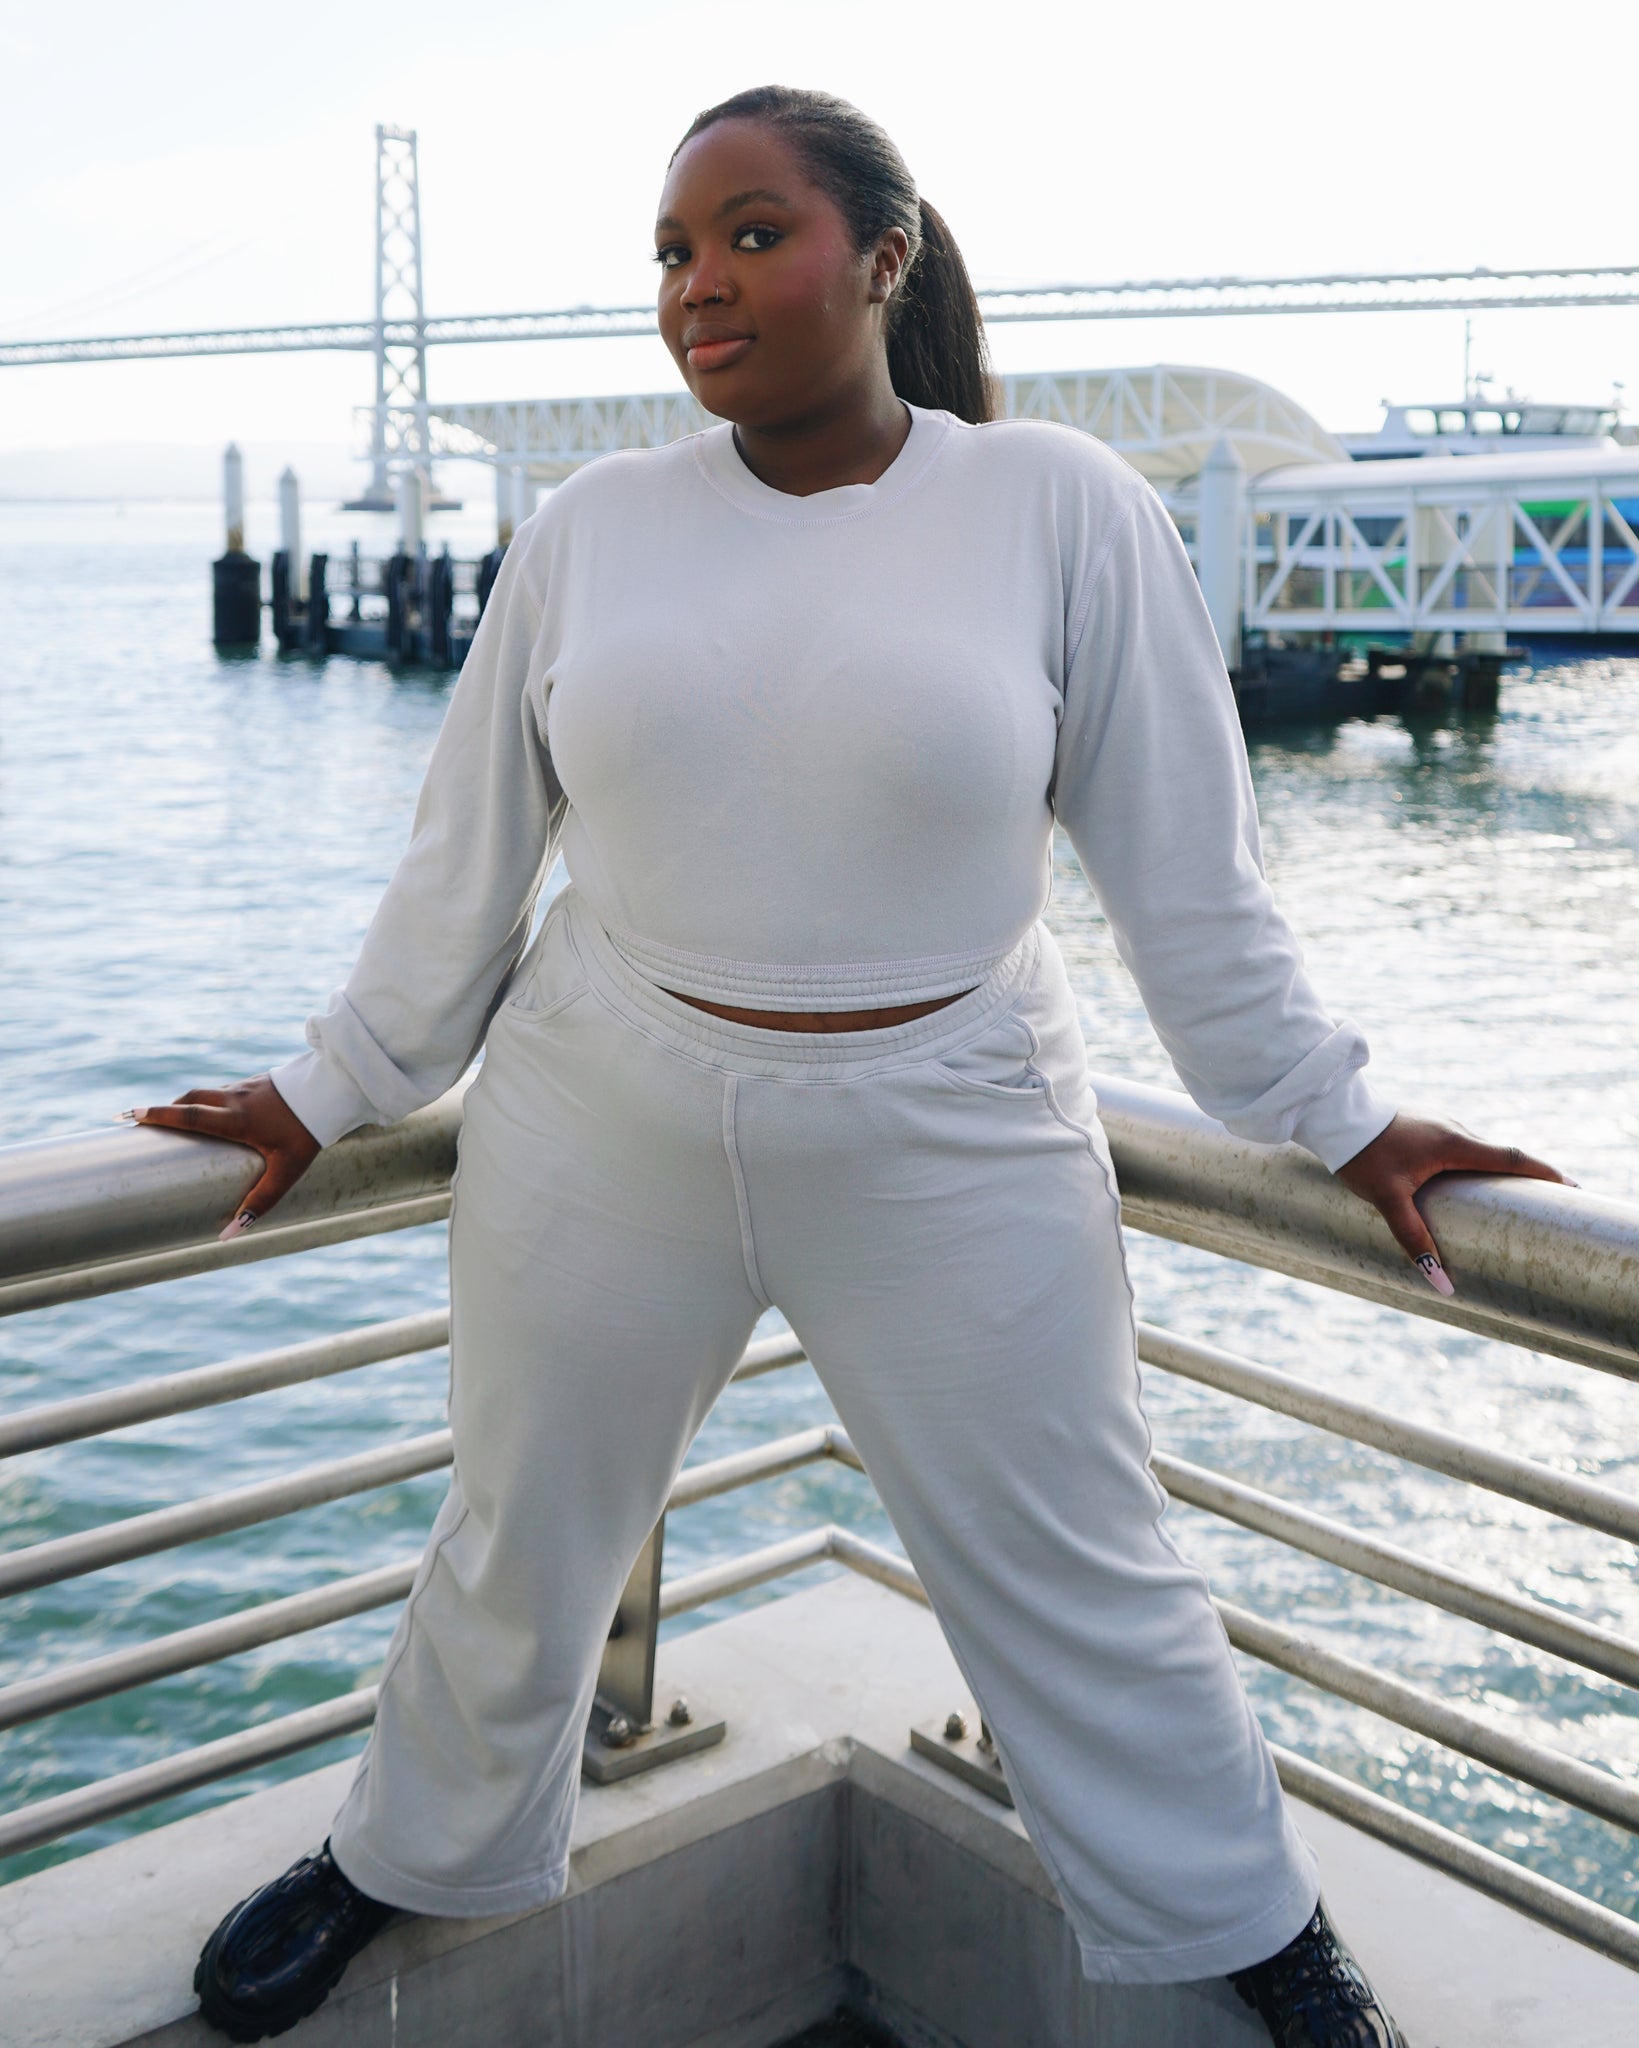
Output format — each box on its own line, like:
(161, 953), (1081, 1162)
(193, 1838), (398, 2042)
(1228, 1899), (1409, 2046)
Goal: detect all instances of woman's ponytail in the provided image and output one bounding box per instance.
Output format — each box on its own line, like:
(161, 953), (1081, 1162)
(887, 198), (994, 425)
(671, 86), (996, 425)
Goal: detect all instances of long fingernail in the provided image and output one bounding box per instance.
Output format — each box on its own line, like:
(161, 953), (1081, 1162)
(1416, 1252), (1456, 1297)
(115, 1109), (140, 1122)
(218, 1211), (257, 1243)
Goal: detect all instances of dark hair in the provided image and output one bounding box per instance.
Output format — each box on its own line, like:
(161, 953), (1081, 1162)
(670, 85), (995, 425)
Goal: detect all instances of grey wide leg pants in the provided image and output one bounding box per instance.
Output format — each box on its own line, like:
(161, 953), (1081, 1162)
(328, 888), (1320, 1983)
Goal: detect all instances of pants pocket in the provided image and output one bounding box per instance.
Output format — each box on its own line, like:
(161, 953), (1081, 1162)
(931, 1006), (1047, 1098)
(497, 890), (589, 1024)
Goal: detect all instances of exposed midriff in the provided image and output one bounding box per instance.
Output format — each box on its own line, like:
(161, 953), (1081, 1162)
(663, 989), (974, 1032)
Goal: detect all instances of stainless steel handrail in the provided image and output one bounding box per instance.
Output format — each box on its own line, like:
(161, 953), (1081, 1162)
(1097, 1074), (1639, 1379)
(0, 1691), (381, 1862)
(0, 1456), (901, 1857)
(0, 1426), (861, 1729)
(0, 1312), (451, 1458)
(666, 1426), (845, 1509)
(0, 1194), (451, 1317)
(12, 1398), (1637, 1777)
(1155, 1452), (1639, 1688)
(6, 1510), (1638, 1977)
(0, 1318), (799, 1466)
(0, 1564), (418, 1732)
(4, 1082), (1639, 1969)
(8, 1405), (1634, 1752)
(0, 1088), (465, 1317)
(1214, 1599), (1639, 1834)
(1138, 1322), (1639, 1543)
(0, 1433), (452, 1599)
(1271, 1746), (1639, 1974)
(6, 1074), (1637, 1367)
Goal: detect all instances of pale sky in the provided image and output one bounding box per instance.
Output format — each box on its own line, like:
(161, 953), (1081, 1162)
(3, 0), (1637, 479)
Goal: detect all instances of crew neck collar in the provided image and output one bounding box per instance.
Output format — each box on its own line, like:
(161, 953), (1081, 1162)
(693, 401), (953, 523)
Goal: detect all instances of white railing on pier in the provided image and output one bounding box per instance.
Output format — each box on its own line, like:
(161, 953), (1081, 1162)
(1, 1079), (1637, 1970)
(1241, 448), (1639, 638)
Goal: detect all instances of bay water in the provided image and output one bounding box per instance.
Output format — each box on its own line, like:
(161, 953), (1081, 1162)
(1, 495), (1635, 1919)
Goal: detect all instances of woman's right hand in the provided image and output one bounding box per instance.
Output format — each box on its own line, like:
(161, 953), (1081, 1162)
(130, 1075), (321, 1241)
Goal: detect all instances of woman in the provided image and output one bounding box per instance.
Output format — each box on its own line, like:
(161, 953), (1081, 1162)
(141, 85), (1565, 2047)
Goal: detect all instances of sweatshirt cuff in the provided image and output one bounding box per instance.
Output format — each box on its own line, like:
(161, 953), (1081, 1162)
(1290, 1066), (1398, 1173)
(267, 1050), (379, 1150)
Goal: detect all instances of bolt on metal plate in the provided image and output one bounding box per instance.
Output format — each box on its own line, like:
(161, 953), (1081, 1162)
(582, 1689), (725, 1785)
(910, 1708), (1014, 1807)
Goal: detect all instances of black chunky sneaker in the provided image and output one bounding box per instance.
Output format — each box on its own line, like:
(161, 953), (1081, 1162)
(1228, 1899), (1409, 2046)
(193, 1838), (398, 2042)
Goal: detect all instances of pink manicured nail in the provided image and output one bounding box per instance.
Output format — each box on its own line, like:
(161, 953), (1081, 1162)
(1416, 1252), (1456, 1298)
(218, 1210), (257, 1243)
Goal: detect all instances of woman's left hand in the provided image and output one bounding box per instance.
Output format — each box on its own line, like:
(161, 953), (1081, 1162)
(1333, 1112), (1575, 1298)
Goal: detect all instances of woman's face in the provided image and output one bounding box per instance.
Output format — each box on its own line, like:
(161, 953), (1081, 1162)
(654, 119), (906, 429)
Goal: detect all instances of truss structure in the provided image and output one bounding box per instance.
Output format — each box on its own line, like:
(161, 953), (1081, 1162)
(363, 125), (432, 496)
(0, 321), (379, 366)
(420, 368), (1344, 490)
(976, 264), (1639, 324)
(997, 368), (1343, 483)
(426, 390), (713, 482)
(7, 265), (1639, 371)
(1243, 453), (1639, 636)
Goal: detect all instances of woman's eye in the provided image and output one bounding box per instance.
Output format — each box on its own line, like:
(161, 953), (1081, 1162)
(652, 226), (779, 269)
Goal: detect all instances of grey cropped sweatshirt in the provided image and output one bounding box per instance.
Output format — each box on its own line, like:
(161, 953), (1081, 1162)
(269, 402), (1396, 1171)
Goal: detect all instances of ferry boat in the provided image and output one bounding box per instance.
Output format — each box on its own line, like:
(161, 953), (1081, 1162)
(1340, 394), (1630, 461)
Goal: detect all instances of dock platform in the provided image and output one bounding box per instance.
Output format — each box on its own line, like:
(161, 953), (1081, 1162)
(5, 1576), (1630, 2048)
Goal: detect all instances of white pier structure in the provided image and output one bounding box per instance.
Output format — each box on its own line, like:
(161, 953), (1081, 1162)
(1245, 447), (1639, 640)
(422, 367), (1345, 488)
(420, 368), (1639, 643)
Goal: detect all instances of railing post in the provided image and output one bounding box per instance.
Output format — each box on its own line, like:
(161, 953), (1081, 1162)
(598, 1517), (663, 1726)
(582, 1513), (724, 1782)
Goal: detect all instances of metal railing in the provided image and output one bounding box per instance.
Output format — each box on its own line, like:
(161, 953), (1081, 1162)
(1, 1075), (1637, 1970)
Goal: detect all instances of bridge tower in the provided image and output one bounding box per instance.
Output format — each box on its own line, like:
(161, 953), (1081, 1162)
(351, 124), (438, 510)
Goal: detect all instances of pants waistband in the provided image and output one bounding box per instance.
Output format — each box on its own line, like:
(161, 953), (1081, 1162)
(564, 891), (1042, 1081)
(603, 922), (1012, 1012)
